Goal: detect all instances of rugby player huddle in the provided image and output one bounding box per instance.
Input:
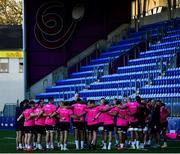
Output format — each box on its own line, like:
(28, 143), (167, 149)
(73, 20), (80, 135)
(16, 94), (170, 151)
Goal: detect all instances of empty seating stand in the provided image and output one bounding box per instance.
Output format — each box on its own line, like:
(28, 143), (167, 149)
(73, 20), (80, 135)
(36, 18), (180, 117)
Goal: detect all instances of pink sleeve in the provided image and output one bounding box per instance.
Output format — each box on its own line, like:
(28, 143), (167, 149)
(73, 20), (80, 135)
(96, 106), (100, 111)
(56, 108), (60, 114)
(111, 107), (119, 113)
(22, 111), (25, 116)
(69, 110), (73, 115)
(42, 106), (45, 111)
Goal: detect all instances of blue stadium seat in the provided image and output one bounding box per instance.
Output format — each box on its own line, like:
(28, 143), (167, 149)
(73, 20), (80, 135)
(139, 47), (175, 58)
(80, 63), (109, 72)
(46, 84), (86, 92)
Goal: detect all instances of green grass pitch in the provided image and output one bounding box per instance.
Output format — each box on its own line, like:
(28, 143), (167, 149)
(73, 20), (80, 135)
(0, 130), (180, 153)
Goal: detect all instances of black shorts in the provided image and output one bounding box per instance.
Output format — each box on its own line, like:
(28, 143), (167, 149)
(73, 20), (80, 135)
(137, 121), (146, 129)
(34, 125), (45, 134)
(98, 122), (104, 127)
(161, 121), (168, 132)
(58, 122), (70, 131)
(117, 126), (128, 133)
(55, 121), (61, 131)
(129, 122), (139, 128)
(16, 122), (24, 131)
(84, 122), (88, 129)
(73, 122), (85, 130)
(87, 124), (99, 132)
(24, 126), (34, 133)
(45, 125), (55, 131)
(149, 124), (161, 133)
(104, 124), (114, 132)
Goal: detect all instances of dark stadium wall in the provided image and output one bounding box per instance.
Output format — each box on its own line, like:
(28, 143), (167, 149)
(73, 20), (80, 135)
(25, 0), (131, 88)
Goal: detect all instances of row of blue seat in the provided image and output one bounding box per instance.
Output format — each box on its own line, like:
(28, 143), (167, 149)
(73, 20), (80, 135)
(90, 56), (118, 65)
(36, 91), (75, 99)
(70, 69), (103, 78)
(137, 93), (180, 99)
(167, 28), (180, 35)
(140, 84), (180, 94)
(139, 47), (175, 58)
(128, 54), (172, 66)
(56, 76), (97, 86)
(80, 88), (136, 97)
(46, 84), (86, 92)
(152, 76), (180, 85)
(149, 40), (180, 50)
(161, 35), (180, 43)
(108, 42), (138, 51)
(90, 80), (148, 89)
(80, 63), (109, 72)
(100, 49), (128, 58)
(101, 70), (161, 82)
(117, 63), (164, 74)
(166, 68), (180, 76)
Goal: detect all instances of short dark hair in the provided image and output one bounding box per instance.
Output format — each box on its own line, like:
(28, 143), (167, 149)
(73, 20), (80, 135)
(64, 101), (69, 106)
(104, 101), (109, 105)
(20, 101), (24, 108)
(48, 97), (54, 102)
(29, 100), (35, 106)
(37, 100), (43, 105)
(76, 98), (82, 102)
(88, 100), (95, 104)
(135, 96), (141, 103)
(23, 99), (29, 103)
(116, 100), (121, 105)
(101, 98), (106, 103)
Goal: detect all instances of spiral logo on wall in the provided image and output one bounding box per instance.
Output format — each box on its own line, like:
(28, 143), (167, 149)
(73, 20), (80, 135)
(34, 1), (85, 49)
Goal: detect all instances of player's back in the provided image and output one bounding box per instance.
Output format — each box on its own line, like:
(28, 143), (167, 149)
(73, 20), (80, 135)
(86, 106), (99, 125)
(23, 108), (34, 126)
(126, 102), (139, 114)
(72, 103), (87, 122)
(97, 104), (109, 123)
(57, 107), (73, 122)
(126, 102), (139, 122)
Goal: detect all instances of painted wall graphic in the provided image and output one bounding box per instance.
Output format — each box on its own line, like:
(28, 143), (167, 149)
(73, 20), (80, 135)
(34, 1), (85, 49)
(25, 0), (131, 88)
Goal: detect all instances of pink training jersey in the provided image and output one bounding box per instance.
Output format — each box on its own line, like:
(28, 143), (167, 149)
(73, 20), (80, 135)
(103, 107), (115, 125)
(86, 106), (100, 126)
(117, 108), (128, 126)
(56, 107), (73, 123)
(97, 104), (110, 123)
(160, 106), (168, 123)
(125, 102), (139, 122)
(43, 104), (57, 126)
(72, 103), (87, 122)
(111, 106), (119, 113)
(23, 108), (35, 127)
(34, 107), (45, 126)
